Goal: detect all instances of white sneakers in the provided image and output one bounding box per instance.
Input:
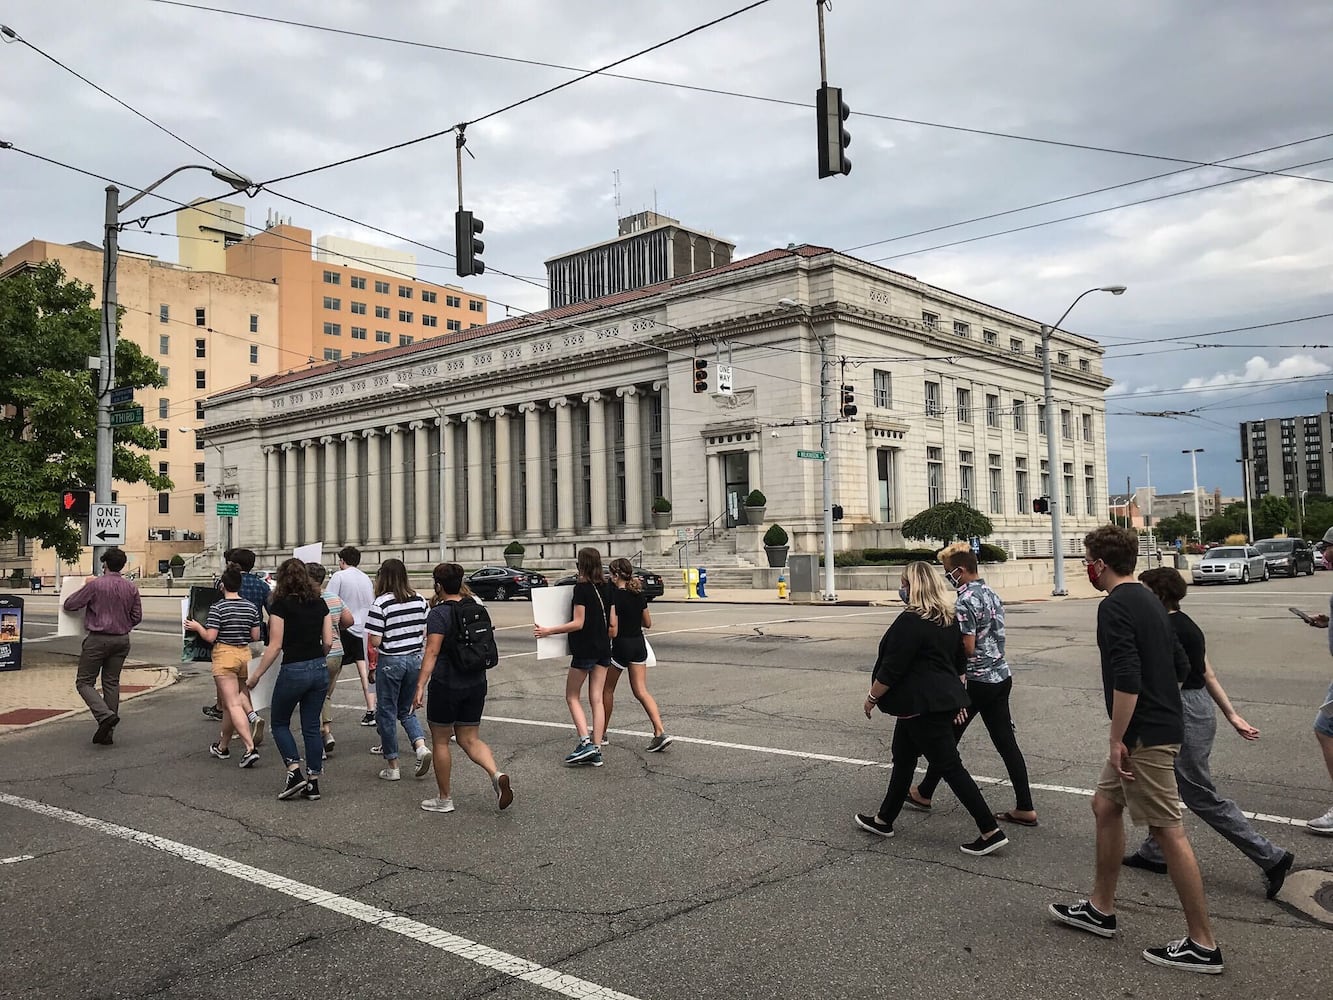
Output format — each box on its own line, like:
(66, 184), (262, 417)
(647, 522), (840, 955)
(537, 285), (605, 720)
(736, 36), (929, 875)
(414, 745), (433, 778)
(378, 767), (401, 781)
(420, 796), (455, 813)
(1308, 806), (1333, 836)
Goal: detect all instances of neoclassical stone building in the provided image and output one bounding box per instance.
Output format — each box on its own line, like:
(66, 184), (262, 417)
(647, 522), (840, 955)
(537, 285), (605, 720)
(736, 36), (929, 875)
(204, 245), (1113, 569)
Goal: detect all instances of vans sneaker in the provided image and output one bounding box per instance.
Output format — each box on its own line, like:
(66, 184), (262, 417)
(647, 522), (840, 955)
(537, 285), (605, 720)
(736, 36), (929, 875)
(1141, 937), (1224, 974)
(238, 749), (260, 769)
(209, 742), (231, 760)
(1048, 899), (1117, 938)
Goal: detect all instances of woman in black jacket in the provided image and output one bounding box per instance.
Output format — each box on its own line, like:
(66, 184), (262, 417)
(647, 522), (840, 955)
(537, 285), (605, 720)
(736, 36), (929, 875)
(856, 561), (1009, 856)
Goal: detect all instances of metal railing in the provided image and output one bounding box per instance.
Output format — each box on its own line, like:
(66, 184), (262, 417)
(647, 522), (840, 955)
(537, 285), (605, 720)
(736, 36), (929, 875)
(676, 512), (728, 566)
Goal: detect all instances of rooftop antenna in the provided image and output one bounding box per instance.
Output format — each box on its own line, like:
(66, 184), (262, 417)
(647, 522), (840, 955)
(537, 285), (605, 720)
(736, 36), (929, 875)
(613, 169), (622, 221)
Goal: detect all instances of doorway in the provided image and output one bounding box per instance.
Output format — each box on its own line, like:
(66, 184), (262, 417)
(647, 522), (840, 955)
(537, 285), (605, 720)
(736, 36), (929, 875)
(724, 452), (750, 527)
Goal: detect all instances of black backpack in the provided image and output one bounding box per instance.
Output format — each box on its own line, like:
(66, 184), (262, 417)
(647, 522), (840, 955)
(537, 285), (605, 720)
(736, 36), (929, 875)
(446, 597), (499, 673)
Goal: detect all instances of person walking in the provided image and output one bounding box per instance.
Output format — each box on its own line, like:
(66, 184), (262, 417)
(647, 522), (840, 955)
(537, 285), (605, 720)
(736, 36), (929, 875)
(364, 558), (433, 782)
(246, 558), (333, 801)
(203, 548), (269, 733)
(328, 545), (377, 727)
(602, 557), (672, 752)
(534, 547), (612, 767)
(1302, 604), (1333, 836)
(1050, 525), (1223, 975)
(1121, 567), (1294, 897)
(854, 561), (1009, 857)
(184, 565), (262, 768)
(308, 562), (353, 757)
(413, 562), (513, 813)
(910, 543), (1036, 825)
(63, 547), (142, 746)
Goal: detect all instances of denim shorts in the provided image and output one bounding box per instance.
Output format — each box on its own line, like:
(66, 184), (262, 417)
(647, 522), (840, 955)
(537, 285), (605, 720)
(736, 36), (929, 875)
(1316, 681), (1333, 739)
(570, 657), (613, 671)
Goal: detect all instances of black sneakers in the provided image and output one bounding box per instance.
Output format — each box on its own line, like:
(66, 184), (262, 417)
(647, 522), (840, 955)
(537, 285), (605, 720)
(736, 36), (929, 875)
(359, 711), (376, 727)
(1122, 853), (1169, 875)
(300, 778), (321, 801)
(1265, 851), (1295, 900)
(960, 831), (1008, 856)
(853, 813), (894, 837)
(278, 769), (309, 800)
(1048, 899), (1117, 938)
(202, 704), (224, 721)
(1142, 937), (1224, 974)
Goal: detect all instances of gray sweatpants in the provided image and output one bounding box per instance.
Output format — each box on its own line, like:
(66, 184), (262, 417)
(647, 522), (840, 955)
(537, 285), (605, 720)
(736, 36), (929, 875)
(1137, 687), (1285, 871)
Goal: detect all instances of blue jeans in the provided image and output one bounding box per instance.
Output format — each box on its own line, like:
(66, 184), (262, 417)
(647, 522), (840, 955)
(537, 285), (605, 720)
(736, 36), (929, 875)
(375, 651), (426, 761)
(271, 656), (329, 776)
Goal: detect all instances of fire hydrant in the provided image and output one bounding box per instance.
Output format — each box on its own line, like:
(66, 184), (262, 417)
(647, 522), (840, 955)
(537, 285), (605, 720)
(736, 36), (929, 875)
(777, 573), (788, 599)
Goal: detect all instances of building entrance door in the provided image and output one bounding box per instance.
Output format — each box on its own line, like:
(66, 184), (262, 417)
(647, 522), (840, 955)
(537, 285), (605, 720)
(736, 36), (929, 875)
(724, 452), (750, 528)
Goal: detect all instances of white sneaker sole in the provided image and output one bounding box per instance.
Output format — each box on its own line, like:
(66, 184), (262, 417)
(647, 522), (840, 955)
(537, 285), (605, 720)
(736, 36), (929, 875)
(420, 799), (455, 813)
(854, 814), (894, 838)
(415, 750), (433, 777)
(1141, 950), (1223, 974)
(1048, 904), (1116, 938)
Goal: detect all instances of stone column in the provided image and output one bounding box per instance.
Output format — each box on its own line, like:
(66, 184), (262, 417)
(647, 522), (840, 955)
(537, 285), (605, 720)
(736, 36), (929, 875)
(262, 446), (279, 549)
(491, 407), (513, 536)
(584, 391), (608, 533)
(364, 428), (383, 545)
(301, 439), (318, 544)
(654, 379), (671, 505)
(441, 417), (458, 547)
(463, 412), (483, 538)
(747, 448), (762, 499)
(282, 443), (298, 549)
(411, 421), (430, 543)
(618, 386), (643, 527)
(320, 436), (338, 542)
(551, 396), (574, 534)
(706, 451), (723, 523)
(387, 424), (407, 545)
(866, 443), (880, 521)
(520, 402), (542, 534)
(341, 432), (360, 545)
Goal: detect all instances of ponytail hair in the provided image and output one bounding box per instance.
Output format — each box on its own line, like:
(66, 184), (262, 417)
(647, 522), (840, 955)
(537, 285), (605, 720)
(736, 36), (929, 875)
(608, 557), (641, 593)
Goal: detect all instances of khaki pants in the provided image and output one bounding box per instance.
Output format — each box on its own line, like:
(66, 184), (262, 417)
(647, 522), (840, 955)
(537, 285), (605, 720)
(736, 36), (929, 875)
(75, 633), (131, 724)
(320, 652), (344, 728)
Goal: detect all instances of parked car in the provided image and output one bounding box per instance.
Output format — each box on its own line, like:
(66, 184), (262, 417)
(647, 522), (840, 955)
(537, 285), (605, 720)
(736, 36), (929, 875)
(1254, 537), (1316, 577)
(1191, 545), (1269, 585)
(1317, 540), (1331, 570)
(466, 566), (547, 601)
(553, 568), (665, 601)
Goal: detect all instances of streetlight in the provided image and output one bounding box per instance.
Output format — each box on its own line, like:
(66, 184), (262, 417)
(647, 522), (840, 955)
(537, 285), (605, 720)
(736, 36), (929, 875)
(779, 297), (836, 601)
(392, 383), (447, 561)
(1182, 447), (1205, 541)
(1042, 285), (1126, 594)
(1236, 457), (1255, 543)
(1141, 453), (1154, 562)
(94, 165), (252, 572)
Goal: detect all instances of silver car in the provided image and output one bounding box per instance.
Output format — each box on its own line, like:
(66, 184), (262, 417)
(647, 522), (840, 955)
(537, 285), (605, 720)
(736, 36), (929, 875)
(1192, 545), (1269, 585)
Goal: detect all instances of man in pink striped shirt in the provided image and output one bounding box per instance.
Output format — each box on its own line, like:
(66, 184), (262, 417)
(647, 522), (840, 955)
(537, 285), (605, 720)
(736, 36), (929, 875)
(63, 547), (143, 745)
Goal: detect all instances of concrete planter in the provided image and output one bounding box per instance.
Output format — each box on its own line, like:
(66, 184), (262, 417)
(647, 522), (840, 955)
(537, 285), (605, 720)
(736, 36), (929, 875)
(504, 553), (524, 569)
(764, 545), (789, 568)
(652, 511), (672, 531)
(744, 505), (766, 525)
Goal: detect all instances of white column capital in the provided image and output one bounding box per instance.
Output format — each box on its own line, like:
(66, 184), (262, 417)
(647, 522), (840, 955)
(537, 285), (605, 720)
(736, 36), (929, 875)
(489, 406), (511, 419)
(518, 401), (540, 414)
(385, 423), (403, 435)
(362, 428), (380, 439)
(652, 380), (667, 392)
(319, 435), (335, 446)
(549, 396), (571, 409)
(340, 432), (357, 442)
(408, 420), (427, 431)
(261, 445), (277, 455)
(461, 410), (481, 422)
(616, 385), (640, 399)
(300, 438), (316, 449)
(582, 391), (603, 405)
(281, 442), (296, 452)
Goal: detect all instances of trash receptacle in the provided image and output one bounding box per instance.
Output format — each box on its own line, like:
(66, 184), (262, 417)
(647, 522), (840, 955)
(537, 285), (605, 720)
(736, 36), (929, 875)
(697, 567), (707, 598)
(788, 554), (818, 604)
(29, 577), (41, 593)
(1174, 553), (1189, 570)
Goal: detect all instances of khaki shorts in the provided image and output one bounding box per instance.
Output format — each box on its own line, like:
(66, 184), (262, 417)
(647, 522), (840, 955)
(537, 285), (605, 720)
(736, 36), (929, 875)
(1096, 742), (1183, 828)
(211, 643), (251, 679)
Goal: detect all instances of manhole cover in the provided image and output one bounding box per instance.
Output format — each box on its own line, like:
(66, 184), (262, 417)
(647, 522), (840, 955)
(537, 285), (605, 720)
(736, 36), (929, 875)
(1277, 868), (1333, 927)
(1314, 883), (1333, 914)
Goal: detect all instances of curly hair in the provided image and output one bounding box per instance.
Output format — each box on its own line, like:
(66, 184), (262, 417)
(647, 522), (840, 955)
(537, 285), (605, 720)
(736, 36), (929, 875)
(1084, 524), (1139, 576)
(1138, 566), (1188, 611)
(273, 557), (320, 603)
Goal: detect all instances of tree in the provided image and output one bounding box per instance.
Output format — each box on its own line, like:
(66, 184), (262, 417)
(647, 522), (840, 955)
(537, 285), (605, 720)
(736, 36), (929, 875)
(901, 501), (993, 544)
(0, 260), (169, 560)
(1153, 512), (1196, 543)
(1255, 494), (1292, 540)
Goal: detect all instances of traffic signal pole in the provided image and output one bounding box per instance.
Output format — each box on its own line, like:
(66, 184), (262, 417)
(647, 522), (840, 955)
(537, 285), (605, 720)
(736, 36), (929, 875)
(94, 185), (120, 575)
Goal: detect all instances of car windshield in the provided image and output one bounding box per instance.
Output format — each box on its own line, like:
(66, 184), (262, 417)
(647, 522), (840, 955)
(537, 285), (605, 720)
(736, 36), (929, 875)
(1254, 540), (1293, 553)
(1208, 547), (1246, 559)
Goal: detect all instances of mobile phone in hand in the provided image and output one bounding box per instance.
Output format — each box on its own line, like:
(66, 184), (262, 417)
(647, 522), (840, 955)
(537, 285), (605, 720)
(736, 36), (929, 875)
(1289, 606), (1314, 623)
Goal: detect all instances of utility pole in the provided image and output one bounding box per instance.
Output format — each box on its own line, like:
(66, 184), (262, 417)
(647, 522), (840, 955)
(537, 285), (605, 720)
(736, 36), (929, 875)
(819, 331), (836, 601)
(94, 185), (120, 574)
(1182, 447), (1204, 541)
(1237, 457), (1255, 543)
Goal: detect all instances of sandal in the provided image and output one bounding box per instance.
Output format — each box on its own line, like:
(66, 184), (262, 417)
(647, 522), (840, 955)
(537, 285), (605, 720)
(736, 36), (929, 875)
(904, 791), (932, 812)
(995, 810), (1039, 828)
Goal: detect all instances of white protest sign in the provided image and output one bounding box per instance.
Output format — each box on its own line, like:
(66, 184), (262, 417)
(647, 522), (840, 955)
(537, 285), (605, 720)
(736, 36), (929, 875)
(531, 586), (573, 660)
(57, 576), (88, 637)
(248, 655), (278, 712)
(293, 542), (323, 565)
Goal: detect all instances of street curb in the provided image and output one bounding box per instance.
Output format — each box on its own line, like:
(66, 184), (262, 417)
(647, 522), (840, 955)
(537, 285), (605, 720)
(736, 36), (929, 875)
(0, 663), (180, 738)
(654, 598), (890, 608)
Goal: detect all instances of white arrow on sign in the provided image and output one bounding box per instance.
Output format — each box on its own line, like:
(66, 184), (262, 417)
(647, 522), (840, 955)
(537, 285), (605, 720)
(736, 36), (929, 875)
(89, 503), (127, 545)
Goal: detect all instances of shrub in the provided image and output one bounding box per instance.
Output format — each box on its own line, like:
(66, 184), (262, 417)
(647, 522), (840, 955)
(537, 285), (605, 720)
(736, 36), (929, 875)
(504, 540), (524, 555)
(744, 490), (767, 507)
(763, 524), (788, 547)
(169, 553), (185, 567)
(978, 543), (1008, 563)
(1224, 533), (1248, 545)
(652, 496), (672, 513)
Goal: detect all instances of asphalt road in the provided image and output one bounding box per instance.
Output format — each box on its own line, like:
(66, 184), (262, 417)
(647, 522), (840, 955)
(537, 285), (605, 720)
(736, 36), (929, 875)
(3, 575), (1332, 999)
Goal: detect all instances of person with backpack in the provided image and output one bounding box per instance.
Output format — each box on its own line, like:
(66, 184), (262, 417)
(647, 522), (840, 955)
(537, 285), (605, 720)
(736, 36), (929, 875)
(413, 562), (512, 813)
(602, 557), (672, 752)
(184, 564), (262, 768)
(363, 558), (432, 782)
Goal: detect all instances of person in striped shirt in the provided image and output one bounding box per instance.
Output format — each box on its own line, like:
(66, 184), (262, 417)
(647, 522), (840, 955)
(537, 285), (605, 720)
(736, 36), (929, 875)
(364, 558), (433, 781)
(186, 565), (263, 768)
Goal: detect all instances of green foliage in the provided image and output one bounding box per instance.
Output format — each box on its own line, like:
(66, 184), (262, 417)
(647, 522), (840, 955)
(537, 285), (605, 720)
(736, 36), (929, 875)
(1302, 495), (1333, 541)
(504, 540), (525, 555)
(763, 524), (788, 547)
(1255, 494), (1291, 539)
(900, 501), (993, 543)
(978, 542), (1009, 563)
(1153, 512), (1197, 543)
(0, 260), (169, 560)
(169, 553), (185, 566)
(832, 544), (1009, 568)
(652, 496), (672, 513)
(744, 490), (766, 507)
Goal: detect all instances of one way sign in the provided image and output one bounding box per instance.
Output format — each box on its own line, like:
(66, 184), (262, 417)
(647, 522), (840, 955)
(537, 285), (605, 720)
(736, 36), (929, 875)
(89, 503), (127, 545)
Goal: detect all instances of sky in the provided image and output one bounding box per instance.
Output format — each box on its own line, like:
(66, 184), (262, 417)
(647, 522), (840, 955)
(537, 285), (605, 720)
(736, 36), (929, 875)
(3, 0), (1332, 499)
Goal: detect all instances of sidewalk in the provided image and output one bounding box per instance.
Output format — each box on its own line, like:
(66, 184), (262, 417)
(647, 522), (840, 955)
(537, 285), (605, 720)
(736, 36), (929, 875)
(655, 579), (1100, 606)
(0, 646), (178, 737)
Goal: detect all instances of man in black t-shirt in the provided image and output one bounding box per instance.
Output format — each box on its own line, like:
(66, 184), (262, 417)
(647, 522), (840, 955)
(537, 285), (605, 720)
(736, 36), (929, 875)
(1049, 525), (1223, 975)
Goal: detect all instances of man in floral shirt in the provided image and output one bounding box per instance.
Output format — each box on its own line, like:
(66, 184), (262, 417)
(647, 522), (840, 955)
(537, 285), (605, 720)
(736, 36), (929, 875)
(909, 542), (1038, 827)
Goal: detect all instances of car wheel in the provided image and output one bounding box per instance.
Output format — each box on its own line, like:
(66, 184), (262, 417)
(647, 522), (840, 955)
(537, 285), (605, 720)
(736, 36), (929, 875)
(1241, 568), (1250, 584)
(499, 585), (511, 601)
(1262, 566), (1269, 581)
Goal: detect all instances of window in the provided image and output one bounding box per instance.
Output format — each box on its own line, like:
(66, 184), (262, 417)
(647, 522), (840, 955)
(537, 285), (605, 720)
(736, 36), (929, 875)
(158, 492), (170, 514)
(249, 345), (259, 364)
(322, 270), (340, 285)
(1016, 457), (1029, 513)
(1078, 357), (1090, 372)
(194, 462), (205, 483)
(1057, 351), (1070, 367)
(873, 369), (892, 408)
(422, 314), (438, 328)
(983, 329), (998, 346)
(1009, 337), (1023, 353)
(249, 313), (259, 333)
(350, 275), (366, 290)
(195, 401), (205, 420)
(1060, 408), (1073, 440)
(159, 304), (169, 324)
(922, 311), (939, 329)
(158, 334), (170, 355)
(421, 289), (437, 304)
(956, 388), (972, 424)
(924, 380), (940, 417)
(469, 323), (481, 329)
(374, 305), (390, 319)
(1063, 462), (1075, 516)
(1038, 403), (1048, 436)
(158, 397), (170, 419)
(988, 454), (1003, 514)
(194, 493), (206, 514)
(195, 432), (204, 451)
(323, 348), (342, 361)
(469, 300), (484, 313)
(1013, 400), (1026, 432)
(959, 451), (974, 505)
(1085, 464), (1096, 516)
(195, 338), (206, 359)
(1034, 344), (1044, 359)
(398, 285), (413, 299)
(927, 447), (943, 505)
(1040, 459), (1051, 498)
(350, 301), (367, 315)
(374, 280), (390, 294)
(351, 326), (367, 340)
(375, 330), (391, 343)
(158, 428), (169, 449)
(323, 322), (341, 336)
(159, 365), (170, 386)
(985, 394), (999, 428)
(195, 370), (206, 389)
(159, 461), (169, 477)
(323, 296), (341, 310)
(398, 335), (414, 347)
(398, 310), (413, 323)
(446, 319), (461, 332)
(195, 307), (206, 327)
(953, 321), (970, 338)
(446, 294), (461, 308)
(1082, 413), (1093, 443)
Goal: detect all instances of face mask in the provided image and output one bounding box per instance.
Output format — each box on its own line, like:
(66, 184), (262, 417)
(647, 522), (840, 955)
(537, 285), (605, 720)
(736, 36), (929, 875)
(1086, 560), (1104, 589)
(898, 585), (910, 604)
(945, 568), (962, 587)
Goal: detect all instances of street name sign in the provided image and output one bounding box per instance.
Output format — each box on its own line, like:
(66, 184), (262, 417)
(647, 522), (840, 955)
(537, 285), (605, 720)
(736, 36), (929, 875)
(796, 449), (826, 461)
(89, 503), (127, 545)
(109, 406), (145, 427)
(109, 386), (136, 405)
(216, 502), (240, 518)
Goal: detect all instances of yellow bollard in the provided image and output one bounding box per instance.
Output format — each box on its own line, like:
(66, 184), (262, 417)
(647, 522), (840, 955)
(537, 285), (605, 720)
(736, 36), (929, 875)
(683, 567), (699, 600)
(777, 574), (788, 599)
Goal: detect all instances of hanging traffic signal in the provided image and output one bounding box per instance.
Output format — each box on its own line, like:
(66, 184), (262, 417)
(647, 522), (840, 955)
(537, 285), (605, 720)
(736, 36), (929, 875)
(62, 489), (91, 518)
(839, 384), (857, 418)
(1033, 497), (1050, 515)
(816, 84), (852, 178)
(455, 209), (485, 277)
(832, 504), (845, 522)
(692, 357), (709, 394)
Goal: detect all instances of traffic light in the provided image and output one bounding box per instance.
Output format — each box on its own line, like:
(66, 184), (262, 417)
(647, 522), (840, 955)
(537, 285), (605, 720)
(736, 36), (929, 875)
(832, 504), (845, 522)
(1033, 497), (1050, 515)
(62, 489), (91, 518)
(455, 209), (485, 277)
(692, 357), (709, 394)
(816, 84), (852, 178)
(839, 384), (857, 418)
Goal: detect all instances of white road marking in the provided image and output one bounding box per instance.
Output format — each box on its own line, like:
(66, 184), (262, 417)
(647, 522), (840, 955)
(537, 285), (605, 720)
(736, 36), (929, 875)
(0, 793), (644, 1000)
(0, 854), (36, 865)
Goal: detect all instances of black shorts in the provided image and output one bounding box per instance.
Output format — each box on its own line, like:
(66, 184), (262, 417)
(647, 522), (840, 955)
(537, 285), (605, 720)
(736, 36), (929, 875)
(570, 656), (613, 671)
(426, 681), (487, 727)
(611, 637), (647, 667)
(340, 629), (365, 663)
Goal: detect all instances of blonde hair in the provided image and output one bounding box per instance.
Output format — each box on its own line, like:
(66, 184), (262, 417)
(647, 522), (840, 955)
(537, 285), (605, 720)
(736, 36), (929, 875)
(936, 541), (970, 564)
(901, 560), (956, 626)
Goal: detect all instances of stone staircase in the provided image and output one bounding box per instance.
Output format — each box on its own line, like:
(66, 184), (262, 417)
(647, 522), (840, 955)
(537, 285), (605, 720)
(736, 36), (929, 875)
(640, 527), (769, 589)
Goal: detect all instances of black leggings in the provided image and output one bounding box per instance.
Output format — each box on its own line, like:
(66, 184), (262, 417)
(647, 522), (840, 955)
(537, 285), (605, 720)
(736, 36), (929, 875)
(877, 711), (999, 834)
(917, 677), (1034, 812)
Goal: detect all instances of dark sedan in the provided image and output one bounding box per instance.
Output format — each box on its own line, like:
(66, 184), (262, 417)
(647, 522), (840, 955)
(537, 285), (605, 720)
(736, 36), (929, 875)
(466, 566), (548, 601)
(553, 568), (665, 601)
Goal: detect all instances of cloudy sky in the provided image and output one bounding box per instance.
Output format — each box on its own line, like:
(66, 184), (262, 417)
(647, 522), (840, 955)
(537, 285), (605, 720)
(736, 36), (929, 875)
(4, 0), (1332, 498)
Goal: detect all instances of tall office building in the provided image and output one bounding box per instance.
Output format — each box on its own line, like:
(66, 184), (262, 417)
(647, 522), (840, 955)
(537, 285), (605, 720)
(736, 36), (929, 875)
(1239, 393), (1333, 499)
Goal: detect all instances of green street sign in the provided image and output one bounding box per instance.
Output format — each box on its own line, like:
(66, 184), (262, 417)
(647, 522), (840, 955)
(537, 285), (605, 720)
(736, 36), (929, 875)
(109, 406), (144, 427)
(216, 502), (239, 518)
(796, 449), (826, 461)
